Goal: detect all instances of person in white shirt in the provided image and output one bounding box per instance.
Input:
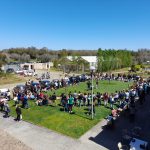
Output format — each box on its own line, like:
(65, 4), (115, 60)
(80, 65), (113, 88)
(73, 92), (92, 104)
(7, 89), (11, 100)
(125, 90), (130, 102)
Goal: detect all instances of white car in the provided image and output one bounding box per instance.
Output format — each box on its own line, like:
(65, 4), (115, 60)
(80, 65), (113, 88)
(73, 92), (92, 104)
(24, 70), (37, 76)
(24, 70), (33, 76)
(15, 69), (24, 74)
(0, 88), (9, 97)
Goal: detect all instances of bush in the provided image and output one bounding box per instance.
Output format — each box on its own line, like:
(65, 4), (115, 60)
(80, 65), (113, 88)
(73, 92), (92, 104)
(135, 65), (141, 71)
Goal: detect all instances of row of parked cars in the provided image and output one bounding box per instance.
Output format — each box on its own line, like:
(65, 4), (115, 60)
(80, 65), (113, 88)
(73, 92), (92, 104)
(13, 74), (90, 93)
(6, 68), (37, 76)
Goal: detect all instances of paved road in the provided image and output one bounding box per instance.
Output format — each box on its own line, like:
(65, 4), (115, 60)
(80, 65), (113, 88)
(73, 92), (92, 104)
(0, 113), (107, 150)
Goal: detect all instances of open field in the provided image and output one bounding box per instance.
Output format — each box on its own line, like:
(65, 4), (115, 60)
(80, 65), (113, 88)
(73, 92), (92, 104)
(46, 80), (131, 96)
(0, 73), (26, 85)
(8, 80), (130, 138)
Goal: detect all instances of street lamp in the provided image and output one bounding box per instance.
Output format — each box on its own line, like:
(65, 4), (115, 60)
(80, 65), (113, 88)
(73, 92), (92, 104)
(90, 66), (96, 119)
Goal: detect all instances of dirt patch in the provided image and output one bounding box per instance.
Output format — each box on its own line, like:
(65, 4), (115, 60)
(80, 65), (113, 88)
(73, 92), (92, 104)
(0, 129), (32, 150)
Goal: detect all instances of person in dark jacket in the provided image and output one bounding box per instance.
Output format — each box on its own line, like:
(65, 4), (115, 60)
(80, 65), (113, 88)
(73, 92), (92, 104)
(15, 105), (22, 121)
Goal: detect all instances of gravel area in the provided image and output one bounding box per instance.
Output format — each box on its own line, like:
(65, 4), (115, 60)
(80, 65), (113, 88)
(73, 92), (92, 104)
(0, 129), (32, 150)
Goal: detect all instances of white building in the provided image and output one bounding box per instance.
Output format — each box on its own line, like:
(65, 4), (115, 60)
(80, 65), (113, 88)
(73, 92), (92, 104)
(67, 56), (97, 68)
(20, 62), (53, 70)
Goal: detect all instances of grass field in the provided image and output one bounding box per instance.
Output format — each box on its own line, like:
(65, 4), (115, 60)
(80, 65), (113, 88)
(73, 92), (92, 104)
(0, 73), (25, 85)
(8, 80), (131, 138)
(46, 80), (131, 96)
(0, 73), (37, 86)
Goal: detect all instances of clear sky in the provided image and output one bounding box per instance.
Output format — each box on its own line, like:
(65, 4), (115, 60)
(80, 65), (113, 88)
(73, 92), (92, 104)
(0, 0), (150, 50)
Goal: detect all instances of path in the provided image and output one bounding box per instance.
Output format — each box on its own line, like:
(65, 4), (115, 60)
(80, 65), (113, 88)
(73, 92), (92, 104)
(0, 113), (107, 150)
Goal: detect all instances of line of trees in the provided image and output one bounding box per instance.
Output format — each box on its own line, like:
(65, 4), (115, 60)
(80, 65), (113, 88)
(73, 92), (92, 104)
(97, 48), (132, 72)
(0, 52), (7, 70)
(132, 49), (150, 64)
(2, 47), (97, 63)
(1, 47), (150, 72)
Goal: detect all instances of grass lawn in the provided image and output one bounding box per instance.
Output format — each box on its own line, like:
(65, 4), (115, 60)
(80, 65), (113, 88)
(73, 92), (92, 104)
(46, 80), (131, 96)
(8, 80), (131, 138)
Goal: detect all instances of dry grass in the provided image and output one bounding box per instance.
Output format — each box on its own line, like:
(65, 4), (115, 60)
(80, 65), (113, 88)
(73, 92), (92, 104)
(0, 73), (26, 85)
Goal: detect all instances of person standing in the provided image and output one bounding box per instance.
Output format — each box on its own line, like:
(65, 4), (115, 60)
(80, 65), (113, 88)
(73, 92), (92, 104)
(96, 79), (99, 89)
(15, 105), (22, 121)
(103, 92), (109, 107)
(23, 94), (29, 109)
(87, 80), (91, 90)
(68, 95), (74, 114)
(7, 89), (11, 101)
(109, 93), (114, 109)
(96, 92), (101, 106)
(4, 102), (10, 118)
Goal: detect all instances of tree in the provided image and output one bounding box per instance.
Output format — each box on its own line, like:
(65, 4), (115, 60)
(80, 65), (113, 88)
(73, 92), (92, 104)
(0, 53), (7, 70)
(97, 49), (132, 72)
(37, 54), (52, 63)
(76, 56), (88, 73)
(20, 54), (30, 62)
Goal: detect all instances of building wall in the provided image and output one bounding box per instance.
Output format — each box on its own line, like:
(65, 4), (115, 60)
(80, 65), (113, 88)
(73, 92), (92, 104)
(20, 62), (53, 70)
(67, 56), (97, 68)
(2, 64), (21, 72)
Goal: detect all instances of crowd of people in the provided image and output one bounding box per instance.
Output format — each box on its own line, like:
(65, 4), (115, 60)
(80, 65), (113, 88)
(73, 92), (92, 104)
(0, 72), (150, 123)
(105, 78), (150, 127)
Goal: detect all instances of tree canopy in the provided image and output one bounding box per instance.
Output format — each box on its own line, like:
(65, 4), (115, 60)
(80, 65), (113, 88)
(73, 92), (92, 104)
(97, 48), (132, 72)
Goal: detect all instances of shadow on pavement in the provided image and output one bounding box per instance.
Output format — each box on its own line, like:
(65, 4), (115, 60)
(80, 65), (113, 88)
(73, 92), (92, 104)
(89, 94), (150, 150)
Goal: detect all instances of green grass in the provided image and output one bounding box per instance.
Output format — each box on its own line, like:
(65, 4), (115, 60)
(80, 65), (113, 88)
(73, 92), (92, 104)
(47, 80), (131, 96)
(9, 80), (131, 138)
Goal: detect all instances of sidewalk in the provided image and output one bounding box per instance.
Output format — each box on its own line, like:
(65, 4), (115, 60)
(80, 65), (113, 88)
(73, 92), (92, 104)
(0, 113), (107, 150)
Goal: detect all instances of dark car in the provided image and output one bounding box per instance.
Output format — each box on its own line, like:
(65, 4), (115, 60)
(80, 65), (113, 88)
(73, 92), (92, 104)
(39, 80), (51, 89)
(75, 76), (81, 83)
(80, 74), (88, 82)
(31, 82), (40, 87)
(13, 84), (26, 93)
(6, 68), (14, 73)
(69, 77), (77, 84)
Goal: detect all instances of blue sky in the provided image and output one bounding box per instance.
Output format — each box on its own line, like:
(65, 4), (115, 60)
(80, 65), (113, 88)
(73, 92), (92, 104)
(0, 0), (150, 50)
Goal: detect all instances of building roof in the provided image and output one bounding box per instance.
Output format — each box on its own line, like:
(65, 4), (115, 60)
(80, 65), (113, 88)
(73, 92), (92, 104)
(67, 56), (97, 63)
(81, 56), (97, 63)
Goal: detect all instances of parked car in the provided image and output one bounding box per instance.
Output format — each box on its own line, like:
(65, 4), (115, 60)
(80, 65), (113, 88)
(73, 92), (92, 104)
(15, 69), (24, 75)
(69, 77), (77, 84)
(24, 70), (37, 76)
(31, 82), (40, 87)
(13, 84), (26, 93)
(75, 76), (81, 83)
(79, 74), (89, 82)
(0, 88), (9, 97)
(39, 79), (51, 89)
(6, 68), (14, 73)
